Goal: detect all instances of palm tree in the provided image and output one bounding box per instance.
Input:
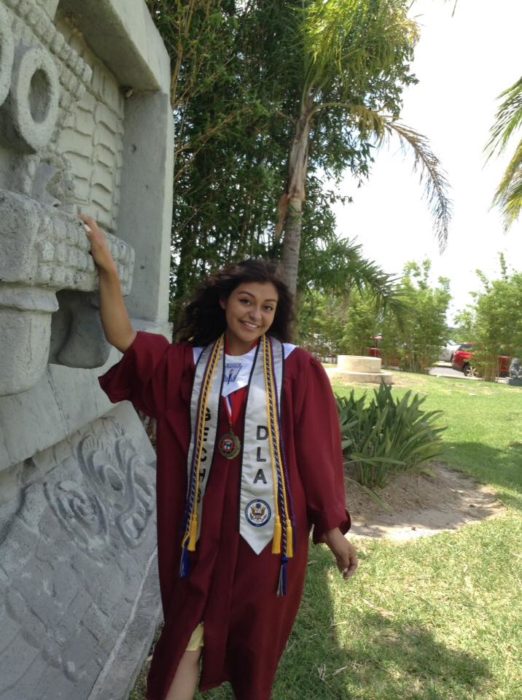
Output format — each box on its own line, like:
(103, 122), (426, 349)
(278, 0), (451, 295)
(485, 77), (522, 229)
(302, 237), (402, 310)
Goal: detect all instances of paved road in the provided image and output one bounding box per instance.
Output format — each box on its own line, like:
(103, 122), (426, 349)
(428, 363), (515, 384)
(428, 363), (470, 379)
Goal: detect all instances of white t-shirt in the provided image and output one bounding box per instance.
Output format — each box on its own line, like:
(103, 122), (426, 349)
(193, 343), (296, 397)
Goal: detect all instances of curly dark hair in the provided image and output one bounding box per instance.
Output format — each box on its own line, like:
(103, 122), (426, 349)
(174, 259), (294, 346)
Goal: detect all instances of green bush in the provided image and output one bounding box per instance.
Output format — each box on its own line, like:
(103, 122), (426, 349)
(336, 385), (445, 489)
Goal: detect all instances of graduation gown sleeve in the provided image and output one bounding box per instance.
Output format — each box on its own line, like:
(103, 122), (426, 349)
(292, 351), (351, 543)
(98, 330), (172, 418)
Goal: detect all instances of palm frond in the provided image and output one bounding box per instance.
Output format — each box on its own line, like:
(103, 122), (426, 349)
(345, 104), (387, 139)
(485, 77), (522, 228)
(384, 121), (452, 250)
(302, 0), (418, 95)
(485, 77), (522, 159)
(340, 105), (452, 250)
(492, 140), (522, 228)
(310, 237), (402, 312)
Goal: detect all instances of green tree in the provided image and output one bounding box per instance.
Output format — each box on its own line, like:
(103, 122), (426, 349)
(453, 309), (474, 341)
(379, 261), (451, 372)
(339, 289), (385, 356)
(276, 0), (451, 294)
(458, 260), (522, 380)
(146, 1), (451, 317)
(297, 238), (401, 354)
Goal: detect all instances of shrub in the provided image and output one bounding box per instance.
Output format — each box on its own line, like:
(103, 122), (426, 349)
(336, 385), (445, 489)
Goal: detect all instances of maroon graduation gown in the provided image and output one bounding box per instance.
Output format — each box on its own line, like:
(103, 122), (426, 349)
(99, 331), (350, 700)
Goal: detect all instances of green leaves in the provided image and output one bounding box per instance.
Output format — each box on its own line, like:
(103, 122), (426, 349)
(336, 384), (445, 489)
(147, 1), (451, 318)
(459, 265), (522, 380)
(303, 0), (418, 99)
(485, 76), (522, 229)
(378, 260), (451, 372)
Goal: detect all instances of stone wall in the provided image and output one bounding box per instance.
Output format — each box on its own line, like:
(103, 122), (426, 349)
(0, 1), (173, 697)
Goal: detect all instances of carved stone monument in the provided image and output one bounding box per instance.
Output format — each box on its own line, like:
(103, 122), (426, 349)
(0, 1), (173, 697)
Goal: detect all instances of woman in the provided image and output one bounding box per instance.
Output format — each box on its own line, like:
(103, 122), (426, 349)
(82, 214), (358, 700)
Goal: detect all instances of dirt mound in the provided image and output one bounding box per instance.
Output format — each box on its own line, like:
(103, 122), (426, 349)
(347, 462), (505, 541)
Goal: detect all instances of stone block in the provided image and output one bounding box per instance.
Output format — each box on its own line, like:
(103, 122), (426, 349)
(326, 355), (394, 385)
(0, 190), (135, 394)
(0, 636), (41, 694)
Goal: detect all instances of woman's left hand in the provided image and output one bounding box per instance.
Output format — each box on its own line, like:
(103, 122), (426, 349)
(323, 528), (358, 580)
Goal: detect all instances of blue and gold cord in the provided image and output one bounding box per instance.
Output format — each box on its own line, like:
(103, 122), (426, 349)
(180, 336), (224, 576)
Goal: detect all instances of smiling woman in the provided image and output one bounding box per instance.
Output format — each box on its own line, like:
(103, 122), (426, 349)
(175, 259), (294, 351)
(219, 282), (279, 355)
(84, 218), (358, 700)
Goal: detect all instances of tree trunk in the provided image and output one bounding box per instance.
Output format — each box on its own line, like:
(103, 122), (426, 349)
(281, 100), (312, 296)
(281, 196), (304, 297)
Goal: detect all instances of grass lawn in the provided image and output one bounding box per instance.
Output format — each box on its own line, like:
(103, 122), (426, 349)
(132, 374), (522, 699)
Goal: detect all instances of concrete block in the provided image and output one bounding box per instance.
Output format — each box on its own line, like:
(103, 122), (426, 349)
(326, 355), (394, 385)
(0, 189), (135, 394)
(337, 354), (383, 372)
(58, 0), (171, 90)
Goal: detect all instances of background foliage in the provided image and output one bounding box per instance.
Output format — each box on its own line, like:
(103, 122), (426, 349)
(145, 0), (446, 327)
(379, 261), (451, 372)
(337, 385), (445, 489)
(455, 257), (522, 380)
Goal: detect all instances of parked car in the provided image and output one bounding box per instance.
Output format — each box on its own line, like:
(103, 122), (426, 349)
(509, 357), (521, 379)
(439, 341), (461, 362)
(452, 343), (511, 377)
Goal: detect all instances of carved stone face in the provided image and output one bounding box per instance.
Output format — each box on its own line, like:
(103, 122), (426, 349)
(0, 1), (134, 396)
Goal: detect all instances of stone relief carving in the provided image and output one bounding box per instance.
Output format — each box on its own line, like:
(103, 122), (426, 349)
(0, 407), (157, 698)
(0, 0), (135, 397)
(45, 421), (155, 555)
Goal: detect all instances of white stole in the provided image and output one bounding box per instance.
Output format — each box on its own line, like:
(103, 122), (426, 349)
(186, 336), (284, 553)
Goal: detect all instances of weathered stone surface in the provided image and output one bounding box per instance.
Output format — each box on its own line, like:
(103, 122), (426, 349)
(0, 405), (162, 700)
(0, 0), (172, 697)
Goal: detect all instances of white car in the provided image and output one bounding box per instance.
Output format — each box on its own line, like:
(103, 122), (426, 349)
(439, 341), (461, 362)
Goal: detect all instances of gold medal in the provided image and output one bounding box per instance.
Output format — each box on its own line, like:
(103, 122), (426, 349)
(218, 432), (241, 459)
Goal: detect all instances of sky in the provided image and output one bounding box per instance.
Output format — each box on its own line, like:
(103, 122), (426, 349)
(333, 0), (522, 323)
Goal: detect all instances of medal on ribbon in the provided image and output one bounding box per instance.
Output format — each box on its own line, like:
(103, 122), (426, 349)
(218, 431), (241, 459)
(218, 394), (241, 459)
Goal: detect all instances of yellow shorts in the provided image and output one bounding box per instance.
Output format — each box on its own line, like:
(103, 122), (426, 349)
(186, 623), (204, 651)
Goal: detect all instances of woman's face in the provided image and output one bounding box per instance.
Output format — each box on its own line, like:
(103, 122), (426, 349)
(220, 281), (279, 355)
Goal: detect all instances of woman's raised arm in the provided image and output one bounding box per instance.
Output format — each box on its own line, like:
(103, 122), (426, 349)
(81, 214), (136, 353)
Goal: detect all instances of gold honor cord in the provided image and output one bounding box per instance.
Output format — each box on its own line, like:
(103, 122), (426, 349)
(263, 336), (282, 553)
(184, 336), (224, 552)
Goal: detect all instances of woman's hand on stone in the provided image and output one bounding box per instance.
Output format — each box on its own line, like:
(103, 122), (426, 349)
(80, 214), (118, 276)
